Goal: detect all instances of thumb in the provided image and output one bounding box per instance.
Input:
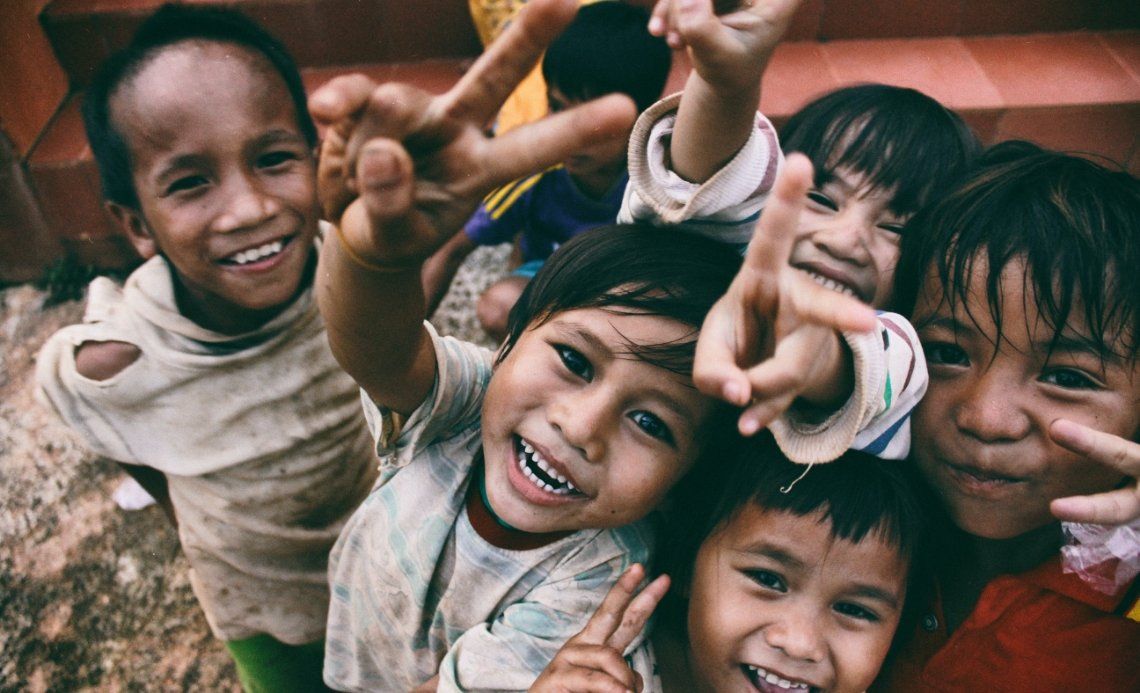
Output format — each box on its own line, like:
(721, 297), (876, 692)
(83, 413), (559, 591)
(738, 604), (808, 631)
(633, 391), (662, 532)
(354, 138), (414, 223)
(673, 0), (728, 53)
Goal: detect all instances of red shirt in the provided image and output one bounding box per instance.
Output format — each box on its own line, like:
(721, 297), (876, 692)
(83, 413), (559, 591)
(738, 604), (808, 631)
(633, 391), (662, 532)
(875, 557), (1140, 691)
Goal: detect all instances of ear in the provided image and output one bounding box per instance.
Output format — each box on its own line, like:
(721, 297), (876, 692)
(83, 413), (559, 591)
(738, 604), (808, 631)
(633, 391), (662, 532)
(107, 202), (157, 259)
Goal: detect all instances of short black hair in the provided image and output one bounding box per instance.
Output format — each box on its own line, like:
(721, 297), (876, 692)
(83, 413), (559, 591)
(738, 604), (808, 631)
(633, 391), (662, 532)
(500, 223), (741, 378)
(781, 84), (980, 218)
(82, 2), (317, 209)
(662, 432), (939, 652)
(893, 140), (1140, 361)
(541, 1), (672, 114)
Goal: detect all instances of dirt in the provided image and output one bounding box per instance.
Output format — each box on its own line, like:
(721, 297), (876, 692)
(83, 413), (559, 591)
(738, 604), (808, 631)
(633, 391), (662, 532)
(0, 246), (507, 691)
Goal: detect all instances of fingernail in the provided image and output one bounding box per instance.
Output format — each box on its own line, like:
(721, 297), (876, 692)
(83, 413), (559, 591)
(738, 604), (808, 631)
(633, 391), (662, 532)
(359, 145), (401, 187)
(648, 16), (663, 33)
(724, 381), (745, 404)
(740, 416), (759, 436)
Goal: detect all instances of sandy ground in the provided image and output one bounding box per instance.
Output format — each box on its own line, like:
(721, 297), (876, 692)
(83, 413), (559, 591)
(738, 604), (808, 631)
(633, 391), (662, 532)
(0, 245), (508, 691)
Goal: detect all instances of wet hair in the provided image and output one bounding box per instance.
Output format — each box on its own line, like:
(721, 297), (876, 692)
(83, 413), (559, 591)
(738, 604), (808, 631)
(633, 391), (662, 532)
(892, 140), (1140, 361)
(541, 1), (672, 114)
(780, 84), (980, 218)
(82, 2), (318, 209)
(500, 224), (741, 377)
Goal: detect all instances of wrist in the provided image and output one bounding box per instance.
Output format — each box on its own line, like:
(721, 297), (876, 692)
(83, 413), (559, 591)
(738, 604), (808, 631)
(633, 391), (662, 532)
(332, 223), (422, 274)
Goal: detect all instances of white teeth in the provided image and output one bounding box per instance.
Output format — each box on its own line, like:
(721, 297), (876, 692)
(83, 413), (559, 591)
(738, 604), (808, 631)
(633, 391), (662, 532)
(229, 240), (283, 265)
(747, 666), (809, 691)
(803, 270), (856, 298)
(516, 438), (577, 495)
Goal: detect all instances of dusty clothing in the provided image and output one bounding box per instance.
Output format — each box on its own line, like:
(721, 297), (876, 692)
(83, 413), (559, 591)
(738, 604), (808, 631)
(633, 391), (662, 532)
(36, 255), (377, 644)
(874, 557), (1140, 691)
(324, 324), (654, 692)
(620, 93), (926, 464)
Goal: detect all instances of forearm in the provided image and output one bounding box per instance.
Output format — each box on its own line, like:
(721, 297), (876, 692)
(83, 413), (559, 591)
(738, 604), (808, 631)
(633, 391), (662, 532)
(422, 233), (476, 316)
(671, 71), (762, 183)
(317, 228), (436, 415)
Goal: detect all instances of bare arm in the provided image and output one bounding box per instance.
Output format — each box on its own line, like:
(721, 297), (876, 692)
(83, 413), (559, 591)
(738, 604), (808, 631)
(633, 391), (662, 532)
(649, 0), (800, 182)
(309, 0), (637, 415)
(422, 231), (478, 316)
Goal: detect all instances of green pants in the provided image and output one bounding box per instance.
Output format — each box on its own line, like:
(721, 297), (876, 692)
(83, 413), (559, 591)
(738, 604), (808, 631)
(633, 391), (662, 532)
(225, 634), (329, 692)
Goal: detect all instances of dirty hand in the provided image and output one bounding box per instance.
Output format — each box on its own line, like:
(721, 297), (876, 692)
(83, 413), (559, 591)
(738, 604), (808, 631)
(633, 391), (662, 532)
(530, 564), (669, 693)
(693, 154), (877, 435)
(309, 0), (638, 269)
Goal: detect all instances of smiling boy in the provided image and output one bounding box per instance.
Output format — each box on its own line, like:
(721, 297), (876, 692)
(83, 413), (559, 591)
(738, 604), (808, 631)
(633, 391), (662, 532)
(35, 6), (376, 690)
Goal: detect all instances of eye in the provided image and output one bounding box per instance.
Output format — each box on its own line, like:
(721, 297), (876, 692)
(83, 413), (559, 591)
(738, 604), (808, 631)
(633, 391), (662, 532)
(1041, 368), (1099, 390)
(745, 569), (787, 592)
(258, 150), (300, 169)
(834, 601), (880, 623)
(924, 342), (969, 367)
(555, 344), (593, 380)
(877, 222), (905, 236)
(629, 410), (675, 445)
(165, 174), (208, 195)
(806, 190), (838, 212)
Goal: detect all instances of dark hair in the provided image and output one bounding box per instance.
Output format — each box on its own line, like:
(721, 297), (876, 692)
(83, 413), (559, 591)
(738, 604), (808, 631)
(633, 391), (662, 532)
(781, 84), (980, 217)
(893, 140), (1140, 361)
(500, 223), (741, 378)
(663, 432), (939, 652)
(82, 2), (318, 209)
(541, 1), (672, 114)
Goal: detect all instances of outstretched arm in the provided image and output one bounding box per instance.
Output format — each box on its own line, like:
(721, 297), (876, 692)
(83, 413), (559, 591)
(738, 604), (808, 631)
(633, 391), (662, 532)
(310, 0), (637, 414)
(650, 0), (800, 182)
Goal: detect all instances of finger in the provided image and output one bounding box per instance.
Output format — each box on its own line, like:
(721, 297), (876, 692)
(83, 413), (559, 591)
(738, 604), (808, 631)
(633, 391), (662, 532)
(441, 0), (579, 124)
(648, 0), (671, 36)
(743, 154), (813, 276)
(354, 139), (415, 222)
(345, 83), (434, 181)
(672, 0), (727, 52)
(309, 73), (380, 127)
(1049, 419), (1140, 476)
(574, 564), (648, 645)
(693, 300), (757, 406)
(480, 93), (638, 187)
(1051, 488), (1140, 525)
(738, 362), (801, 436)
(558, 646), (641, 692)
(606, 574), (670, 653)
(786, 274), (877, 333)
(540, 665), (635, 693)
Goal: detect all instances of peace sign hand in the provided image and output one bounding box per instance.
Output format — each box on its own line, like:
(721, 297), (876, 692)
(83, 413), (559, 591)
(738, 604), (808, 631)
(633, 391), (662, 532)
(531, 564), (670, 693)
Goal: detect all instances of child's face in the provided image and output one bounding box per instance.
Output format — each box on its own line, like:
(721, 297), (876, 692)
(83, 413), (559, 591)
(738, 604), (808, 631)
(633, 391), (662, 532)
(547, 87), (628, 180)
(481, 307), (712, 533)
(686, 506), (907, 693)
(912, 255), (1140, 539)
(789, 166), (906, 308)
(110, 41), (319, 332)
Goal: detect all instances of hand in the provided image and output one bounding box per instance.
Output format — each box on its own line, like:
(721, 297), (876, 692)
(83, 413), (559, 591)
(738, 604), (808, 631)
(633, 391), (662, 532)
(693, 154), (877, 435)
(309, 0), (638, 268)
(1050, 419), (1140, 525)
(530, 564), (669, 693)
(648, 0), (801, 95)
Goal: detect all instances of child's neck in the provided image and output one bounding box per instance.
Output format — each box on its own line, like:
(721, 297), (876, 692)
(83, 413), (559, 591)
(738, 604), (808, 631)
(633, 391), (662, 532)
(568, 163), (625, 200)
(939, 522), (1062, 633)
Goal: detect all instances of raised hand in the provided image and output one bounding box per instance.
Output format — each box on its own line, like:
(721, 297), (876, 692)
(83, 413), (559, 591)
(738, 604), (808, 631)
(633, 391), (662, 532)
(309, 0), (638, 269)
(1050, 419), (1140, 525)
(693, 154), (877, 435)
(530, 564), (669, 693)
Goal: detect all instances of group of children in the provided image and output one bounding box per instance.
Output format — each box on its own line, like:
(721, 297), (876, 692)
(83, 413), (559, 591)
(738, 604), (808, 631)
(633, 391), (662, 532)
(33, 0), (1138, 691)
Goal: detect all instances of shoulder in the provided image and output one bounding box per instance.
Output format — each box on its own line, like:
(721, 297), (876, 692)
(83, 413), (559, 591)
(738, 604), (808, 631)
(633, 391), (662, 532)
(74, 340), (141, 381)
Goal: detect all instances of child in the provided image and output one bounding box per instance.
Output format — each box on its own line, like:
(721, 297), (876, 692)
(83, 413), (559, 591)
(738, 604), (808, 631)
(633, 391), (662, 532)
(874, 141), (1140, 690)
(421, 0), (672, 339)
(534, 434), (939, 693)
(307, 1), (877, 688)
(34, 5), (377, 690)
(621, 0), (978, 457)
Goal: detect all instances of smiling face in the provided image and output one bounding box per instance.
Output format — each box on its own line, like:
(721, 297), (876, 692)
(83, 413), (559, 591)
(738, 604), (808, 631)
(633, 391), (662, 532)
(480, 307), (712, 533)
(686, 506), (907, 693)
(788, 166), (906, 307)
(912, 256), (1140, 539)
(109, 40), (319, 334)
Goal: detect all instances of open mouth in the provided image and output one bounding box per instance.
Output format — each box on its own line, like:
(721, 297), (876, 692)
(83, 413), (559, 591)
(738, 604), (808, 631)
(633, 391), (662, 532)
(515, 437), (582, 497)
(220, 237), (292, 266)
(743, 665), (814, 692)
(798, 268), (859, 300)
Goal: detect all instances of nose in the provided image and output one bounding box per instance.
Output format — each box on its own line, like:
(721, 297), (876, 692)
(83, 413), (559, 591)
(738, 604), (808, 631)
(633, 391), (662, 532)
(952, 366), (1032, 443)
(764, 602), (826, 664)
(813, 210), (873, 267)
(213, 172), (279, 233)
(548, 384), (616, 463)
